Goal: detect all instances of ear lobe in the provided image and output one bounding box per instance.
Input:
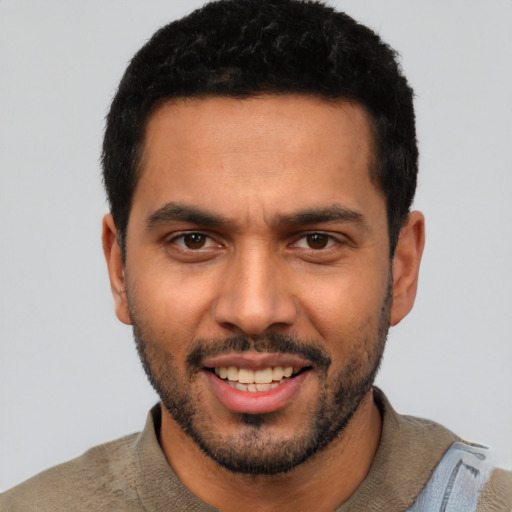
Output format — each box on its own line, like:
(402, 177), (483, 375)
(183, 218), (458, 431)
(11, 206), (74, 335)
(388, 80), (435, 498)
(390, 211), (425, 326)
(102, 214), (132, 325)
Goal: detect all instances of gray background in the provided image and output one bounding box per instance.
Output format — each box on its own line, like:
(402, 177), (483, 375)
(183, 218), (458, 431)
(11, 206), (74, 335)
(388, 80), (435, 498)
(1, 0), (511, 492)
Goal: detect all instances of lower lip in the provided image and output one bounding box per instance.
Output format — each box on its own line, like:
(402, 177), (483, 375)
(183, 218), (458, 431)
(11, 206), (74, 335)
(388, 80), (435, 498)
(204, 370), (310, 414)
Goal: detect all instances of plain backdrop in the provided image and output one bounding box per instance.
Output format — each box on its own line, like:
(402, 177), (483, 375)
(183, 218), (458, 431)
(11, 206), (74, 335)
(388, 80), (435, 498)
(1, 0), (511, 493)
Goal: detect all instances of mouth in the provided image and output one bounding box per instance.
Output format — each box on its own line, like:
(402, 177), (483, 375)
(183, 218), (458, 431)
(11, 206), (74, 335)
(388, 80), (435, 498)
(206, 365), (310, 392)
(201, 353), (314, 414)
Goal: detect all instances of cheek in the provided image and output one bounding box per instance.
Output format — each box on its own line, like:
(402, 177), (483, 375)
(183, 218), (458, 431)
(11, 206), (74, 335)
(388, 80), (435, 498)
(296, 268), (389, 354)
(127, 264), (216, 346)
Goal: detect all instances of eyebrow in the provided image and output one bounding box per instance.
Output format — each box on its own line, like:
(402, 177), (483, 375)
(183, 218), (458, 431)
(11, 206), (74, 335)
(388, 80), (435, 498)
(146, 202), (230, 228)
(277, 205), (366, 228)
(146, 202), (366, 230)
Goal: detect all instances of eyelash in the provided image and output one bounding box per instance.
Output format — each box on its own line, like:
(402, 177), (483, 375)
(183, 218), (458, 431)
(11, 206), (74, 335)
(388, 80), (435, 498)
(167, 231), (342, 252)
(292, 232), (339, 250)
(168, 232), (220, 250)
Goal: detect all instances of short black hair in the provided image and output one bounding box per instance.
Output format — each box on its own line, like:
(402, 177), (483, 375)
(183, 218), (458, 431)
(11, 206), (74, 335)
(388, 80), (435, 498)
(102, 0), (417, 256)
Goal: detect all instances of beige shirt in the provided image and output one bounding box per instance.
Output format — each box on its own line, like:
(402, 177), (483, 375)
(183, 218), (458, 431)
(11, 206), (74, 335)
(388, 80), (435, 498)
(1, 390), (511, 511)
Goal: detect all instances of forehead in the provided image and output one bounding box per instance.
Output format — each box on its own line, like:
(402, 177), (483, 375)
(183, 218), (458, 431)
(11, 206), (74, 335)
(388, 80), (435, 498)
(133, 95), (383, 227)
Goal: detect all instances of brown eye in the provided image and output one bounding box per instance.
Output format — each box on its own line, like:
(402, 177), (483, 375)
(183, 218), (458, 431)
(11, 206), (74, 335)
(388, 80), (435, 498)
(306, 233), (329, 249)
(183, 233), (207, 249)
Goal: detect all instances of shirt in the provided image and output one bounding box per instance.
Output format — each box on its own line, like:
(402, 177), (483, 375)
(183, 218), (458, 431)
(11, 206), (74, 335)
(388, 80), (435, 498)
(1, 389), (511, 511)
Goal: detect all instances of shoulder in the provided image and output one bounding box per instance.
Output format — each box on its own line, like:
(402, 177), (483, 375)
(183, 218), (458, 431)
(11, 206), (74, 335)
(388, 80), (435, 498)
(1, 406), (216, 512)
(0, 432), (142, 512)
(359, 389), (512, 511)
(478, 467), (512, 511)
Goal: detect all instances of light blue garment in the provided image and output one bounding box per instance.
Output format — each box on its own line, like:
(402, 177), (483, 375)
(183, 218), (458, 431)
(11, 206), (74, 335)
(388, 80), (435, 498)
(407, 442), (493, 512)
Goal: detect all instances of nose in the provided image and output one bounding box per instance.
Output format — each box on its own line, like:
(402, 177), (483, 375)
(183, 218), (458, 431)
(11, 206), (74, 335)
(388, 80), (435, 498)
(212, 246), (298, 336)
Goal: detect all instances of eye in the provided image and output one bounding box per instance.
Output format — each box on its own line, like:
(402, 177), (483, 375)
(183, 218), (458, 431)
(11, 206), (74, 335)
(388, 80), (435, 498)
(171, 232), (218, 250)
(293, 233), (337, 250)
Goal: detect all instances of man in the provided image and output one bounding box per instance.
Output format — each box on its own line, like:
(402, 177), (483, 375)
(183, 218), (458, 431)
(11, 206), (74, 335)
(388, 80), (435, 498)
(1, 0), (510, 510)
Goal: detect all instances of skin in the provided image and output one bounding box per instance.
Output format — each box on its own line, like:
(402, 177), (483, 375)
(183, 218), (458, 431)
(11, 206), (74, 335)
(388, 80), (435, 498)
(103, 95), (425, 511)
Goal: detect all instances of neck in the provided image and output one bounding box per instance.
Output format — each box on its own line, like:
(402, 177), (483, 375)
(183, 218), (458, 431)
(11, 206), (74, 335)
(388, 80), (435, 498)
(159, 389), (382, 512)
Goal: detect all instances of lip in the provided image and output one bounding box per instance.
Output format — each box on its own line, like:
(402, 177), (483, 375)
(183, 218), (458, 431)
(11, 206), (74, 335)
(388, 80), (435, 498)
(204, 368), (311, 414)
(202, 351), (310, 371)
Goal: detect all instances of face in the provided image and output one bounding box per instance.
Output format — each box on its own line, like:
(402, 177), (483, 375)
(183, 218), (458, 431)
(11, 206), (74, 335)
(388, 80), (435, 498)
(109, 96), (397, 474)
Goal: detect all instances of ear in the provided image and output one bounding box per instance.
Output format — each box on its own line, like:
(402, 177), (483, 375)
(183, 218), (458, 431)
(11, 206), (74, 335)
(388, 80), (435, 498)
(102, 214), (132, 325)
(390, 211), (425, 326)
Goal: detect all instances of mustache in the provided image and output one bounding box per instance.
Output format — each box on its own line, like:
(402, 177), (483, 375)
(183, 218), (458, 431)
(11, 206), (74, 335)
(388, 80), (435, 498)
(186, 333), (332, 370)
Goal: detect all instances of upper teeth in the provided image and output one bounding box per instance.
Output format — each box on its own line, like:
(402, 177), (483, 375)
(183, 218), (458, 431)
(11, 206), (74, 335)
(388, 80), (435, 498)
(215, 366), (295, 384)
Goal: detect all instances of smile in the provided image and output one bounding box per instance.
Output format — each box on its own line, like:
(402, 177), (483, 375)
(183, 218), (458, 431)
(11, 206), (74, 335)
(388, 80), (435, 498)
(201, 354), (314, 414)
(212, 366), (303, 392)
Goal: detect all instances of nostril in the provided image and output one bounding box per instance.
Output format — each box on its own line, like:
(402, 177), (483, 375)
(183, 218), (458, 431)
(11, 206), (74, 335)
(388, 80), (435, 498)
(213, 300), (298, 337)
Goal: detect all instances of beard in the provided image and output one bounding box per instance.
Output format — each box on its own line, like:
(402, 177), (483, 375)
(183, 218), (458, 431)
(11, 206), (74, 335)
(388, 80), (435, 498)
(129, 282), (391, 476)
